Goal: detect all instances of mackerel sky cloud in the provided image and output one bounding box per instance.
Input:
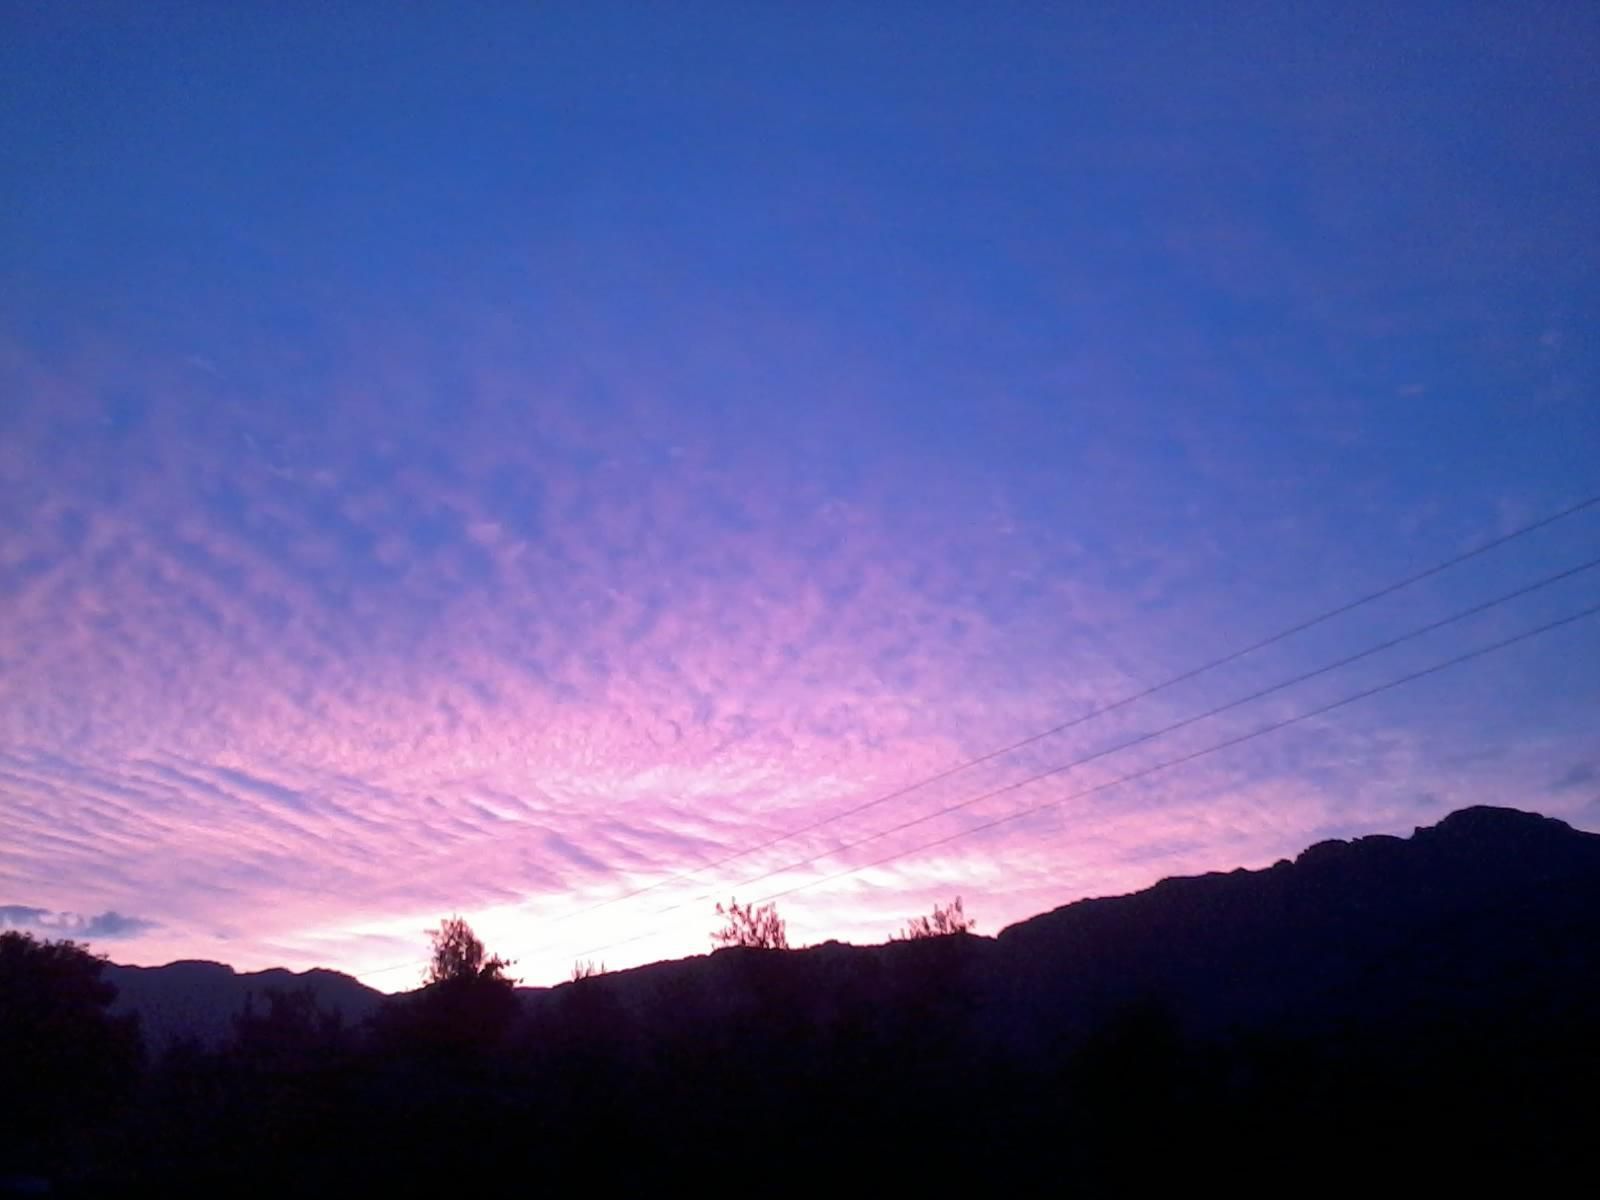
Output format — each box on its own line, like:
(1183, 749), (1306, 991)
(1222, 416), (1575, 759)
(2, 4), (1597, 988)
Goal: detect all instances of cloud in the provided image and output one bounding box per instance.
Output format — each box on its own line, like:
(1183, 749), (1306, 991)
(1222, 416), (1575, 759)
(1550, 761), (1596, 793)
(1, 295), (1596, 990)
(0, 905), (159, 940)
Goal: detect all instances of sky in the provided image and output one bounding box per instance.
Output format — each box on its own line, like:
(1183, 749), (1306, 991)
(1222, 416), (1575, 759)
(2, 2), (1597, 990)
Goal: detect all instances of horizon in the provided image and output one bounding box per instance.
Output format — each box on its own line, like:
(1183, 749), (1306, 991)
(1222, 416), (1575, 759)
(3, 5), (1597, 991)
(95, 800), (1591, 995)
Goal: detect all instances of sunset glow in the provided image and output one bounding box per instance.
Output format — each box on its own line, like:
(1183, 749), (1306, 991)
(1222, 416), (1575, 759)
(3, 4), (1596, 990)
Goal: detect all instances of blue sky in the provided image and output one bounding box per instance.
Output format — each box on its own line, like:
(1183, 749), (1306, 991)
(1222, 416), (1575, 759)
(2, 2), (1596, 987)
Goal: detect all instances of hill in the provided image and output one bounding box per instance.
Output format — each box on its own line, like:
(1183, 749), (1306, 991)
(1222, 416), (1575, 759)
(524, 803), (1600, 1047)
(103, 960), (387, 1054)
(42, 804), (1600, 1192)
(106, 805), (1599, 1057)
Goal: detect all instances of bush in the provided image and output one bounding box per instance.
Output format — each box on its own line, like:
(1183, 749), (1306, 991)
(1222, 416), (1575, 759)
(711, 899), (789, 949)
(893, 897), (975, 940)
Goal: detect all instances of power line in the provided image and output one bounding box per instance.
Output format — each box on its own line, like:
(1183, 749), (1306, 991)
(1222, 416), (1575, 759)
(566, 596), (1600, 964)
(529, 490), (1600, 935)
(760, 601), (1600, 906)
(548, 556), (1598, 957)
(355, 494), (1600, 984)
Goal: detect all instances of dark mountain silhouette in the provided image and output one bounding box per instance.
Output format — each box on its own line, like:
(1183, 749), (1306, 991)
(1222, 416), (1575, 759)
(510, 804), (1599, 1189)
(107, 805), (1600, 1054)
(103, 960), (386, 1054)
(23, 805), (1598, 1194)
(518, 804), (1600, 1043)
(989, 804), (1600, 1042)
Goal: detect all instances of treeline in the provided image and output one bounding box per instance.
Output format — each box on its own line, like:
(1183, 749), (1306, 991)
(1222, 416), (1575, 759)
(3, 898), (1596, 1195)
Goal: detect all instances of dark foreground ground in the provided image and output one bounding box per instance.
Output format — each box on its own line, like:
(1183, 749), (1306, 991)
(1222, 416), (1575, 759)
(6, 806), (1597, 1194)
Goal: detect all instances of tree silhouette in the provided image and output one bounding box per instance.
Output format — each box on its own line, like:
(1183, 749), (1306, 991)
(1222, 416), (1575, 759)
(425, 914), (515, 985)
(893, 896), (975, 940)
(712, 899), (789, 949)
(0, 931), (142, 1172)
(372, 916), (520, 1062)
(232, 986), (348, 1074)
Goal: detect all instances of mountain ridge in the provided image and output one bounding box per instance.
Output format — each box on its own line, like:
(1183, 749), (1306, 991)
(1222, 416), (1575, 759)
(22, 801), (1594, 1189)
(103, 803), (1600, 1055)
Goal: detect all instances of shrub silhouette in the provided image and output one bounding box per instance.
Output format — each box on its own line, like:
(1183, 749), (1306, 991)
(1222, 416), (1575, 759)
(711, 899), (789, 949)
(893, 896), (975, 940)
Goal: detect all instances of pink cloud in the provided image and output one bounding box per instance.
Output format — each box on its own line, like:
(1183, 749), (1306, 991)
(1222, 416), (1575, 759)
(2, 327), (1595, 990)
